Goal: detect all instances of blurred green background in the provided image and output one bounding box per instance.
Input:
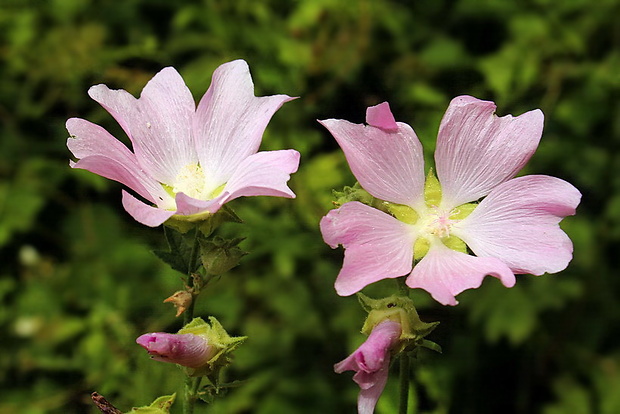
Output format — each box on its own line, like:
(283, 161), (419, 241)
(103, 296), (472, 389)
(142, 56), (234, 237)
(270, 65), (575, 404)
(1, 0), (618, 413)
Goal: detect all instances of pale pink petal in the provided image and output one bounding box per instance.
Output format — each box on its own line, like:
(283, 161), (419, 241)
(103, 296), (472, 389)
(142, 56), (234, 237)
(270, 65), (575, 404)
(194, 59), (295, 186)
(89, 67), (197, 184)
(87, 85), (137, 142)
(66, 118), (170, 204)
(319, 106), (425, 207)
(219, 149), (300, 201)
(407, 241), (515, 305)
(452, 175), (581, 275)
(173, 149), (300, 216)
(174, 192), (220, 216)
(366, 102), (398, 131)
(435, 95), (544, 210)
(122, 190), (175, 227)
(320, 202), (417, 296)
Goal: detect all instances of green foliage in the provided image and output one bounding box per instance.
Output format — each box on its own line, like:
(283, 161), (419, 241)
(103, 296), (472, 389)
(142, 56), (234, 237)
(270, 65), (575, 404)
(0, 0), (618, 413)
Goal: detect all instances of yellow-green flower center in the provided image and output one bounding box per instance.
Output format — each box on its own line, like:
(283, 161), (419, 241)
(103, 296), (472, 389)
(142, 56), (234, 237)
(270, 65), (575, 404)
(172, 163), (208, 200)
(163, 163), (226, 203)
(385, 169), (477, 260)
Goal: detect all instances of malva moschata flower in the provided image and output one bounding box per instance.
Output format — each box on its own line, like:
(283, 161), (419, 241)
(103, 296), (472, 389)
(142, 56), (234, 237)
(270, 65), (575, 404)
(67, 59), (300, 227)
(334, 319), (402, 414)
(320, 97), (581, 305)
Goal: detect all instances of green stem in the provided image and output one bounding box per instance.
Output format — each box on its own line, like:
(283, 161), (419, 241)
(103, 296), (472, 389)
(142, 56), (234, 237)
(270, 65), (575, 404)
(395, 277), (409, 296)
(399, 353), (411, 414)
(183, 229), (201, 326)
(183, 230), (202, 414)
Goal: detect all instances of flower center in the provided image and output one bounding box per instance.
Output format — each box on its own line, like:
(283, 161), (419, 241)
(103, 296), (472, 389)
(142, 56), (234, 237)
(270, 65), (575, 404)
(172, 163), (209, 200)
(420, 206), (454, 239)
(383, 167), (478, 260)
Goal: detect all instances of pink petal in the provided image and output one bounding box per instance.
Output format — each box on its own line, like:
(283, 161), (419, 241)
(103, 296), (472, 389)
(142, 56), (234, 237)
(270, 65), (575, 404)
(66, 118), (170, 204)
(320, 202), (417, 296)
(319, 106), (425, 208)
(122, 190), (175, 227)
(406, 241), (515, 305)
(334, 320), (401, 377)
(173, 149), (300, 216)
(357, 367), (389, 414)
(452, 175), (581, 275)
(193, 59), (295, 186)
(435, 95), (544, 210)
(220, 149), (300, 201)
(366, 102), (398, 131)
(136, 332), (213, 368)
(89, 67), (197, 184)
(334, 320), (401, 414)
(174, 192), (221, 216)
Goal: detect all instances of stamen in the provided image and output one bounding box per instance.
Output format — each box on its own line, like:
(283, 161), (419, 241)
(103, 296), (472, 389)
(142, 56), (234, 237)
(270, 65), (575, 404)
(172, 164), (208, 200)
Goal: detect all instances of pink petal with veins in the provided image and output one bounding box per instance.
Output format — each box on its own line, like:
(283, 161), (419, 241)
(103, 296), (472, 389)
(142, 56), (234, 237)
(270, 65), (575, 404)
(318, 109), (425, 208)
(407, 241), (515, 305)
(320, 202), (417, 296)
(89, 67), (197, 184)
(194, 60), (296, 187)
(435, 95), (544, 210)
(122, 190), (175, 227)
(452, 175), (581, 275)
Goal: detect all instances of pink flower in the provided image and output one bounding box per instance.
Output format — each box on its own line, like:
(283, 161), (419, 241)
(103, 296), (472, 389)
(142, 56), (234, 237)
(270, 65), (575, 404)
(136, 332), (215, 368)
(67, 60), (300, 227)
(335, 320), (402, 414)
(320, 97), (581, 305)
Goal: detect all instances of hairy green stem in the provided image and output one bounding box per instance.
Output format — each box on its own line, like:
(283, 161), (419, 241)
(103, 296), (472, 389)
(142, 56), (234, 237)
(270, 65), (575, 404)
(399, 353), (411, 414)
(183, 229), (201, 326)
(183, 230), (202, 414)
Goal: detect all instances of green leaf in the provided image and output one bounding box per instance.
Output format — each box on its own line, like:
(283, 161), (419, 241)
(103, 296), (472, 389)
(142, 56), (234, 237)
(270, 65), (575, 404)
(152, 228), (199, 275)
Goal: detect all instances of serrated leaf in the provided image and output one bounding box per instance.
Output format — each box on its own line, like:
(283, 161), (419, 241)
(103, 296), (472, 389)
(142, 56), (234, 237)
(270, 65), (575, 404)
(152, 228), (200, 275)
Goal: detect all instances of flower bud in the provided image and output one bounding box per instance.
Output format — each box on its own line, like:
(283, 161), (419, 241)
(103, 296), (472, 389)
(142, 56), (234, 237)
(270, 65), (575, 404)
(136, 317), (246, 377)
(136, 332), (215, 369)
(335, 320), (402, 414)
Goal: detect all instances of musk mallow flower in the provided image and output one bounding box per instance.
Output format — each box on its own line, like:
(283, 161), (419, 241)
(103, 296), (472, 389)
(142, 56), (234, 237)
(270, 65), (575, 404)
(67, 59), (300, 227)
(334, 319), (402, 414)
(320, 96), (581, 305)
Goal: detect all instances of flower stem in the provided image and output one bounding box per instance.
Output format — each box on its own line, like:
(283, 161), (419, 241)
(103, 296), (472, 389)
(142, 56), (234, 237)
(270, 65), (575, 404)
(183, 230), (202, 414)
(399, 353), (411, 414)
(183, 229), (201, 326)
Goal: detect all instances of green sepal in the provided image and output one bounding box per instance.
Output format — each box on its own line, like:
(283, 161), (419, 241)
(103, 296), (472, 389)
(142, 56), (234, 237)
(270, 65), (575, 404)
(442, 235), (467, 254)
(332, 182), (376, 207)
(199, 236), (247, 276)
(198, 379), (248, 404)
(385, 203), (419, 224)
(357, 293), (439, 354)
(424, 168), (442, 207)
(419, 339), (442, 354)
(450, 202), (477, 220)
(125, 394), (176, 414)
(164, 205), (242, 236)
(179, 317), (246, 377)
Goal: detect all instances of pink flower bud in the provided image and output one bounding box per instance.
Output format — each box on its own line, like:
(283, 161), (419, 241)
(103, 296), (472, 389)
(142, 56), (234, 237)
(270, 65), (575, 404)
(335, 320), (402, 414)
(136, 332), (215, 369)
